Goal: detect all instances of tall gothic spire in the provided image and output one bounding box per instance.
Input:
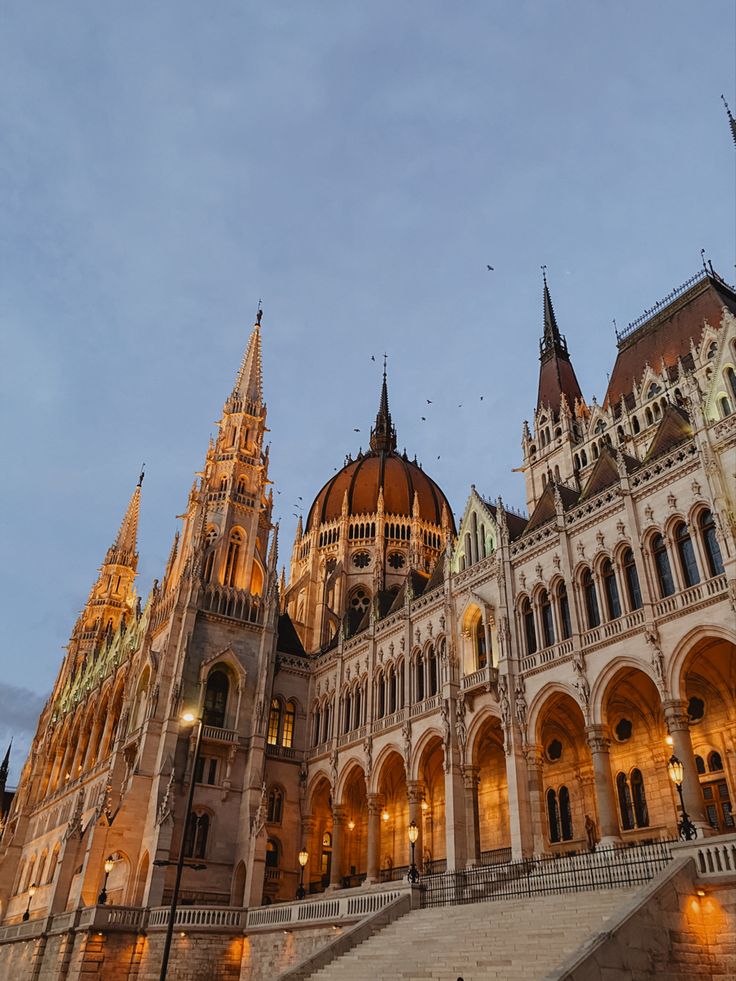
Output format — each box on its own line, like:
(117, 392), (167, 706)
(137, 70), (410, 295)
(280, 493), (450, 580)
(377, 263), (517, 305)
(0, 740), (9, 820)
(536, 269), (583, 416)
(233, 308), (264, 405)
(105, 475), (142, 567)
(369, 357), (397, 453)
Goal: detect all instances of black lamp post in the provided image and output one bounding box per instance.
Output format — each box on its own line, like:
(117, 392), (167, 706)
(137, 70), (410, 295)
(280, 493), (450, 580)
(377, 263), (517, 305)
(159, 711), (204, 981)
(407, 820), (420, 884)
(668, 754), (697, 841)
(22, 883), (36, 922)
(296, 848), (308, 900)
(98, 855), (115, 904)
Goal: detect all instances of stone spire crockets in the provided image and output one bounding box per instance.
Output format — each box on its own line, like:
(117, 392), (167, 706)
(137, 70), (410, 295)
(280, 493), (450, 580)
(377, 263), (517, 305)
(105, 472), (143, 569)
(723, 95), (736, 147)
(233, 308), (264, 406)
(369, 359), (397, 454)
(536, 270), (583, 417)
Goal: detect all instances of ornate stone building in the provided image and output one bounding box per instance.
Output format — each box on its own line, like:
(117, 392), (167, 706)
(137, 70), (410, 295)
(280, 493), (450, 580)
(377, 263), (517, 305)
(0, 265), (735, 976)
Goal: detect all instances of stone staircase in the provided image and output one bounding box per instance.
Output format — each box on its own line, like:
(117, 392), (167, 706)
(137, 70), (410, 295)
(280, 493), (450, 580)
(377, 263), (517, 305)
(307, 888), (636, 980)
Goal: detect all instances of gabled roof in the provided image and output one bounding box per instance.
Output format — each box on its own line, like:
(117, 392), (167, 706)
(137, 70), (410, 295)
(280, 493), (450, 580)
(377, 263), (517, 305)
(424, 552), (445, 593)
(524, 482), (579, 532)
(579, 445), (637, 500)
(277, 612), (307, 658)
(605, 272), (736, 408)
(643, 404), (693, 462)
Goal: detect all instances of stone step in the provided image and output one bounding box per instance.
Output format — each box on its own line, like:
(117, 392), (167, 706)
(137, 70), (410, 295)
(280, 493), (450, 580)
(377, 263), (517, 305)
(308, 888), (634, 981)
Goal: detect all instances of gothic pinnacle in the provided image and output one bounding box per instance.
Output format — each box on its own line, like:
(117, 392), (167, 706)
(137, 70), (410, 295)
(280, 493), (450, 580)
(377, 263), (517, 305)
(233, 311), (264, 405)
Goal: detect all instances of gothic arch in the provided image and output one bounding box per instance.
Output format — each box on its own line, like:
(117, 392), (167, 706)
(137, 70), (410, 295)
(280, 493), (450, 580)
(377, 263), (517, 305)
(335, 757), (366, 803)
(369, 743), (404, 797)
(527, 681), (582, 744)
(305, 768), (332, 809)
(668, 624), (736, 700)
(590, 655), (660, 726)
(465, 705), (504, 764)
(409, 727), (444, 782)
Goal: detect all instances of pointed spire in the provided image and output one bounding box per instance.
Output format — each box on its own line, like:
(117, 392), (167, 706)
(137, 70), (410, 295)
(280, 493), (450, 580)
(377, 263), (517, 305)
(233, 309), (264, 405)
(107, 477), (141, 564)
(722, 95), (736, 146)
(535, 268), (583, 417)
(369, 356), (397, 453)
(0, 740), (11, 787)
(542, 267), (562, 350)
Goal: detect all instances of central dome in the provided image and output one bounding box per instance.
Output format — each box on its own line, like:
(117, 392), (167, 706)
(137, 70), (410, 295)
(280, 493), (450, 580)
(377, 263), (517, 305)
(305, 366), (455, 533)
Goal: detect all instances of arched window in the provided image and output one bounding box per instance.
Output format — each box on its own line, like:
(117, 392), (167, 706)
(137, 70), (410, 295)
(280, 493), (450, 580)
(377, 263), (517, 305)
(621, 548), (642, 611)
(632, 415), (640, 434)
(428, 646), (438, 696)
(265, 838), (280, 868)
(630, 769), (649, 828)
(267, 788), (283, 823)
(267, 698), (281, 745)
(652, 534), (675, 598)
(46, 845), (60, 884)
(354, 687), (362, 727)
(184, 812), (210, 859)
(203, 670), (229, 728)
(416, 654), (425, 701)
(699, 510), (725, 577)
(377, 675), (385, 718)
(388, 667), (397, 714)
(312, 707), (321, 747)
(708, 751), (724, 773)
(727, 367), (736, 401)
(695, 754), (706, 775)
(522, 598), (536, 655)
(581, 569), (600, 629)
(540, 591), (555, 648)
(719, 395), (733, 417)
(223, 530), (243, 587)
(475, 619), (487, 669)
(674, 522), (700, 588)
(616, 773), (635, 830)
(601, 559), (621, 621)
(559, 786), (573, 841)
(282, 701), (296, 747)
(556, 583), (572, 640)
(547, 789), (560, 843)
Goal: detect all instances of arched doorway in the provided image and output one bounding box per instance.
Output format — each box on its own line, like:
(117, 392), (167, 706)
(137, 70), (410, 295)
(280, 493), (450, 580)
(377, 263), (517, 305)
(600, 665), (668, 838)
(680, 635), (736, 833)
(534, 690), (593, 852)
(415, 736), (446, 873)
(339, 764), (368, 887)
(375, 750), (408, 879)
(130, 851), (150, 906)
(471, 715), (510, 863)
(304, 776), (332, 894)
(231, 861), (246, 906)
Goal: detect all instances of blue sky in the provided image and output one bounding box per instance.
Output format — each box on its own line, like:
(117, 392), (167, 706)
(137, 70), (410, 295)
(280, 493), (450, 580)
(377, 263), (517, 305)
(1, 2), (734, 782)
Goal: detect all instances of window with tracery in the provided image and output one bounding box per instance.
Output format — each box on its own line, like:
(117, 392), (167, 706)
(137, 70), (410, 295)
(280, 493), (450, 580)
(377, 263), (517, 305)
(203, 670), (229, 729)
(184, 812), (210, 859)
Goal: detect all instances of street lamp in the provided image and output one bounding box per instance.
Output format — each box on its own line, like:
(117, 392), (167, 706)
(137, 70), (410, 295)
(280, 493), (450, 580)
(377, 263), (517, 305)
(668, 754), (697, 841)
(296, 848), (308, 900)
(98, 855), (115, 904)
(159, 710), (204, 981)
(22, 883), (36, 922)
(407, 821), (420, 884)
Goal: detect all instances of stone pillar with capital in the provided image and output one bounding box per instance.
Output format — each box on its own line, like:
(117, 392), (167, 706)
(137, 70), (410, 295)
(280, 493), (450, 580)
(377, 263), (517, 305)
(366, 794), (382, 883)
(300, 816), (317, 893)
(663, 699), (711, 834)
(328, 805), (347, 889)
(524, 744), (548, 855)
(462, 766), (481, 866)
(444, 758), (468, 871)
(585, 725), (621, 845)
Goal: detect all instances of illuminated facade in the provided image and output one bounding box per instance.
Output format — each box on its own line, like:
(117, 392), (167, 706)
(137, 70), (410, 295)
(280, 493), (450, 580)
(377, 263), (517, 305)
(0, 267), (735, 977)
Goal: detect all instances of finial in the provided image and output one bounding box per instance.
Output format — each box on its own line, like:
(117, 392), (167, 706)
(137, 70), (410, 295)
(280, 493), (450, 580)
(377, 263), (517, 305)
(383, 353), (388, 376)
(701, 248), (708, 274)
(256, 300), (263, 326)
(541, 264), (547, 284)
(138, 464), (145, 487)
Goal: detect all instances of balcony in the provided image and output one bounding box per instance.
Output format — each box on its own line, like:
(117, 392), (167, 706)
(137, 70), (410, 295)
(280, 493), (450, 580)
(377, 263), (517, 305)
(202, 725), (240, 744)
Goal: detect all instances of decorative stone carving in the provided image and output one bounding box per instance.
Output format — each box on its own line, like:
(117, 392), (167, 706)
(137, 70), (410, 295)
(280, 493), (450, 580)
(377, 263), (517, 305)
(401, 721), (412, 780)
(455, 693), (467, 766)
(571, 649), (591, 720)
(440, 700), (451, 772)
(156, 769), (175, 826)
(644, 625), (668, 696)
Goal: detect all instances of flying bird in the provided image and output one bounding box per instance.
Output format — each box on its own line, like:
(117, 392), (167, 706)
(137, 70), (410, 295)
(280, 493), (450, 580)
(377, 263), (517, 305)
(353, 428), (361, 432)
(371, 355), (376, 361)
(458, 403), (463, 408)
(426, 399), (432, 404)
(421, 416), (426, 421)
(487, 265), (494, 271)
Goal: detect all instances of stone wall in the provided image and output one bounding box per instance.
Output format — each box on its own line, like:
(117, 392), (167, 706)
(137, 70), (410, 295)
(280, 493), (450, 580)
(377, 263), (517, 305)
(548, 858), (736, 980)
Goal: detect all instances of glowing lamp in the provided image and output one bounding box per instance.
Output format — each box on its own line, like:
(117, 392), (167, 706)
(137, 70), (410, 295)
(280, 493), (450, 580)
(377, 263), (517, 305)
(104, 856), (115, 875)
(382, 810), (390, 823)
(408, 821), (419, 845)
(347, 819), (355, 832)
(668, 756), (684, 786)
(181, 711), (196, 724)
(298, 849), (309, 868)
(28, 883), (37, 899)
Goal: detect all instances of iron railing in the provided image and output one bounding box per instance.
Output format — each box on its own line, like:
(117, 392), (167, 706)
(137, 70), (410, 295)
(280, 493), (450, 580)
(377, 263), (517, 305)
(420, 840), (675, 908)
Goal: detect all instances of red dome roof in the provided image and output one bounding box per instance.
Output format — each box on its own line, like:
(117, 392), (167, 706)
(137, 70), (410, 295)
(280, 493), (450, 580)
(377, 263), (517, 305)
(305, 450), (454, 532)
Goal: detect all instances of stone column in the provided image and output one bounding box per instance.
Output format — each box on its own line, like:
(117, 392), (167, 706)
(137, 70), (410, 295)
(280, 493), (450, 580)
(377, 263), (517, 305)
(663, 700), (711, 834)
(462, 766), (481, 866)
(366, 794), (382, 883)
(406, 781), (424, 874)
(444, 764), (467, 871)
(585, 726), (621, 845)
(524, 745), (548, 855)
(329, 805), (347, 889)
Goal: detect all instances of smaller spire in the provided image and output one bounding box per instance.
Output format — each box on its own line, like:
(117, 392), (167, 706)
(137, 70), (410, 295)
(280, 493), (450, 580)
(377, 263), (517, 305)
(722, 95), (736, 146)
(0, 740), (11, 785)
(110, 480), (141, 561)
(233, 311), (264, 405)
(369, 356), (397, 453)
(540, 266), (565, 354)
